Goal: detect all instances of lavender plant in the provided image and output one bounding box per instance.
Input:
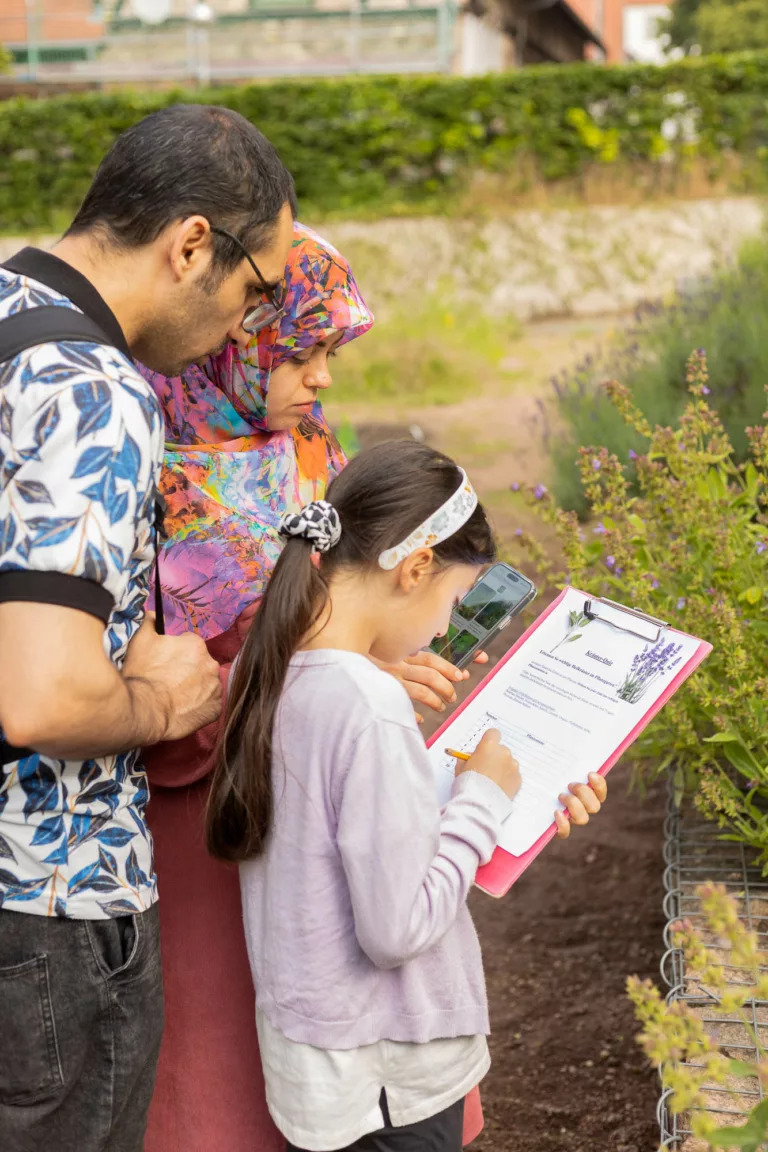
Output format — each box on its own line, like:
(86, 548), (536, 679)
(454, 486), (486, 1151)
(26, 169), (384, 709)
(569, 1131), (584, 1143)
(551, 237), (768, 519)
(617, 639), (685, 704)
(515, 351), (768, 862)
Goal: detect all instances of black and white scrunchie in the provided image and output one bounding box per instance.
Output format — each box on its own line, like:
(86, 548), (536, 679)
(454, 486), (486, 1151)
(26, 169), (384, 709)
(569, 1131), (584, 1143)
(278, 500), (342, 554)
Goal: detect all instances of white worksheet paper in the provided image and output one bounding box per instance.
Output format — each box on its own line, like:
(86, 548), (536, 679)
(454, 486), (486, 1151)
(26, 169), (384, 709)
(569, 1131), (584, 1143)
(429, 587), (701, 856)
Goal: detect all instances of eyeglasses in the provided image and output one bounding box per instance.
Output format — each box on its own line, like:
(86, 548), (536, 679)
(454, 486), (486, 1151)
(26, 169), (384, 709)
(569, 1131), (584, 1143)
(210, 225), (286, 335)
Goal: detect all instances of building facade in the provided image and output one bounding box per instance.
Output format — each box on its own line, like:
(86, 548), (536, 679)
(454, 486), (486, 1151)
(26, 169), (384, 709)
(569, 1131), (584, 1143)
(569, 0), (671, 62)
(459, 0), (604, 72)
(1, 0), (606, 87)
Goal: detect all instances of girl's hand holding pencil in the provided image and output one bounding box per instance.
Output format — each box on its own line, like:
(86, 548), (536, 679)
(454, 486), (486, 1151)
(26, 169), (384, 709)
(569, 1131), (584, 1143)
(446, 739), (608, 839)
(453, 729), (521, 801)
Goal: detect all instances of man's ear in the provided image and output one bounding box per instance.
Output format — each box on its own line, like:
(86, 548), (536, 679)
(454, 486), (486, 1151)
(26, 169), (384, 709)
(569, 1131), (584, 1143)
(167, 215), (214, 283)
(397, 547), (434, 593)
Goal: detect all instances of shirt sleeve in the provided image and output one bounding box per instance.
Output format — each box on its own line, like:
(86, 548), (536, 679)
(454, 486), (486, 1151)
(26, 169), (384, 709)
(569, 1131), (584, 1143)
(335, 718), (512, 970)
(0, 354), (162, 622)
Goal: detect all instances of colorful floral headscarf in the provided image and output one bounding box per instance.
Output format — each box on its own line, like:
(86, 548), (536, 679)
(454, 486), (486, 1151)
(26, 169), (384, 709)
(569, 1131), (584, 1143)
(140, 223), (373, 640)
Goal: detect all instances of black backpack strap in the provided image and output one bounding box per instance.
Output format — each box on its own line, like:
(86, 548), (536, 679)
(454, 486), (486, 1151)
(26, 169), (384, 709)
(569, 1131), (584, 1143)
(0, 304), (165, 635)
(153, 495), (167, 636)
(0, 305), (113, 361)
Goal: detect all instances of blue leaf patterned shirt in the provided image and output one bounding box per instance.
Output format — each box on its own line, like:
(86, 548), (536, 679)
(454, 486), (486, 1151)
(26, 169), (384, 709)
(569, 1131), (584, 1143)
(0, 249), (164, 919)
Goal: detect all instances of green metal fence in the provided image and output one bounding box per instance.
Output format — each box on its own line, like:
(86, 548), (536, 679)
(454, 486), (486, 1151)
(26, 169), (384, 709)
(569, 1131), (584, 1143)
(1, 1), (457, 86)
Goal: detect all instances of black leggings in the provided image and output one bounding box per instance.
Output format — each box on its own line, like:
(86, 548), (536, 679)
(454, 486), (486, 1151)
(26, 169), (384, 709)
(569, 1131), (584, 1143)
(286, 1091), (465, 1152)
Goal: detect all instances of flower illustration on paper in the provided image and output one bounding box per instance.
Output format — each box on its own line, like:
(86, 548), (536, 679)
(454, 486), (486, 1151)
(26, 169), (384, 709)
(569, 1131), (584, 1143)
(550, 608), (592, 654)
(617, 638), (684, 704)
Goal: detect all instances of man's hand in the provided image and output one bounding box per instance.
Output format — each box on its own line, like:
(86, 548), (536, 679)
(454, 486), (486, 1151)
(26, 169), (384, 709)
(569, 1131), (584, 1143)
(372, 649), (488, 722)
(0, 601), (220, 760)
(123, 614), (222, 741)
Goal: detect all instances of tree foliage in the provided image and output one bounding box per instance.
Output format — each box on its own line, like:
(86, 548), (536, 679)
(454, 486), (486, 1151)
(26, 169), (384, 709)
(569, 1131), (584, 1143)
(663, 0), (768, 55)
(696, 0), (768, 55)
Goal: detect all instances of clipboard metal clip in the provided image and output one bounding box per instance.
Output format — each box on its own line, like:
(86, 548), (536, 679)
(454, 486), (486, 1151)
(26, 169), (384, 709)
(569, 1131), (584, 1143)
(583, 597), (668, 643)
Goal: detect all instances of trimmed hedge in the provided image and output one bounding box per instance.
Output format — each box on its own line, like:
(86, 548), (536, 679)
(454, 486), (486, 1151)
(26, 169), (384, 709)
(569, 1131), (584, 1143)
(3, 52), (768, 229)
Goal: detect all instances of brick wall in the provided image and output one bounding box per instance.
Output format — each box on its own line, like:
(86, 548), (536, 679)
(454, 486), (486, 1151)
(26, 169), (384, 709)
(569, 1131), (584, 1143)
(0, 1), (105, 48)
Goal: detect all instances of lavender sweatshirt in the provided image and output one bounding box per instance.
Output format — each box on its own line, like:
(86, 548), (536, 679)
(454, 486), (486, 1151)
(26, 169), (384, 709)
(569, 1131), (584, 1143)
(239, 650), (512, 1050)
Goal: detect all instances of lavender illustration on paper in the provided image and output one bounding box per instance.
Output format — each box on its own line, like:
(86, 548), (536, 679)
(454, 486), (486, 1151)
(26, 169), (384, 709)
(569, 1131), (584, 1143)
(617, 638), (684, 704)
(550, 608), (592, 655)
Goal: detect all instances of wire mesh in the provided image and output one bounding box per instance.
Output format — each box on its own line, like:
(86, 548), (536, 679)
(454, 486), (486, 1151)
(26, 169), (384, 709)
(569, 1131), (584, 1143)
(659, 776), (768, 1150)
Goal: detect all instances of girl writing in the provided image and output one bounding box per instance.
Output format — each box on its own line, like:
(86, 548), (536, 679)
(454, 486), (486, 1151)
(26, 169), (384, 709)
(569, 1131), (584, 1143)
(207, 440), (607, 1152)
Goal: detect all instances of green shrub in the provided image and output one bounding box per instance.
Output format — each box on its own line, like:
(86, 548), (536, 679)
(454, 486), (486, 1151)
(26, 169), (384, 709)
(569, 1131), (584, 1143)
(4, 52), (768, 231)
(519, 353), (768, 861)
(551, 236), (768, 518)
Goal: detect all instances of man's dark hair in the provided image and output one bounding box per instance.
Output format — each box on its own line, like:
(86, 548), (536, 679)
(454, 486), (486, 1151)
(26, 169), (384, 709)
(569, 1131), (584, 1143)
(66, 104), (297, 275)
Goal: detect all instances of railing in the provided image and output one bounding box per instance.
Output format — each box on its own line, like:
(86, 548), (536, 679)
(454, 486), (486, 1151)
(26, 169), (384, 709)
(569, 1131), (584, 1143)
(0, 2), (457, 85)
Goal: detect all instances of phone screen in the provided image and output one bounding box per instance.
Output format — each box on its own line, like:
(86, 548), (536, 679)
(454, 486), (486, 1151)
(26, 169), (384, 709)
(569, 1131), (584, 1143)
(429, 563), (536, 666)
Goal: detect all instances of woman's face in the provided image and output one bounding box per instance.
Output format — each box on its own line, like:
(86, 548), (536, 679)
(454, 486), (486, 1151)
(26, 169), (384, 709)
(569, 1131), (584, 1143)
(265, 332), (343, 431)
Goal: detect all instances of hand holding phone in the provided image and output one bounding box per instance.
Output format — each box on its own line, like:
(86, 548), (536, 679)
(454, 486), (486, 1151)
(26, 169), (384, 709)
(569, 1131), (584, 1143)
(429, 562), (536, 670)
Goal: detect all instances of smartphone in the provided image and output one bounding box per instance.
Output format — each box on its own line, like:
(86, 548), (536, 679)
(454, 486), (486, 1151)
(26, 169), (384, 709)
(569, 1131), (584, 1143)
(429, 562), (537, 669)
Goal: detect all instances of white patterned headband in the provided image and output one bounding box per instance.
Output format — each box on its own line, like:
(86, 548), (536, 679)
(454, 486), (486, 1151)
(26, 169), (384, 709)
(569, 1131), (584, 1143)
(378, 469), (479, 571)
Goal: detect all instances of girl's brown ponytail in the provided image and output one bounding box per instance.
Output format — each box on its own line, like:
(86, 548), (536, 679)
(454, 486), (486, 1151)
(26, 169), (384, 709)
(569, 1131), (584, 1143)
(206, 538), (328, 861)
(207, 440), (496, 863)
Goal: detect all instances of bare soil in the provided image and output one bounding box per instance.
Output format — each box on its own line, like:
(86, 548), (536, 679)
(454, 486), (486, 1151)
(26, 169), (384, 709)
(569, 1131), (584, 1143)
(420, 630), (665, 1152)
(471, 768), (665, 1152)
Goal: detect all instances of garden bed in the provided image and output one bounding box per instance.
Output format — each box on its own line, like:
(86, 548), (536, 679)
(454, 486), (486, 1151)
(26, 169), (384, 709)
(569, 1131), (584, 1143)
(469, 763), (665, 1152)
(415, 624), (666, 1151)
(659, 780), (768, 1149)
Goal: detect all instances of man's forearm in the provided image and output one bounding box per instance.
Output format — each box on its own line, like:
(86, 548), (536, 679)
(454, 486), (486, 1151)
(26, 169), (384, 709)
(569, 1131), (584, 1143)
(0, 601), (173, 760)
(1, 602), (221, 761)
(3, 668), (173, 762)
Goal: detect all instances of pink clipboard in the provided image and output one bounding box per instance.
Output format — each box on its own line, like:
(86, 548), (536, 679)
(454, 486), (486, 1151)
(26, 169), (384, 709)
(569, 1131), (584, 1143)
(426, 586), (712, 898)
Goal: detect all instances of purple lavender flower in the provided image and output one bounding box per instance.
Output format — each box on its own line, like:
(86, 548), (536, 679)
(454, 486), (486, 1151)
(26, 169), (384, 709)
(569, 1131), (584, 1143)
(615, 567), (623, 577)
(628, 448), (638, 461)
(757, 541), (767, 556)
(618, 638), (685, 703)
(515, 528), (523, 537)
(606, 555), (616, 569)
(592, 458), (601, 472)
(593, 522), (607, 535)
(651, 578), (660, 589)
(677, 597), (686, 610)
(701, 385), (711, 396)
(534, 484), (547, 500)
(510, 482), (521, 492)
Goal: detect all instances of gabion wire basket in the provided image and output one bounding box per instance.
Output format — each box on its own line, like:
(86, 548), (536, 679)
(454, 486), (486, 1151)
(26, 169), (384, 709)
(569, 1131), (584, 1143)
(659, 778), (768, 1149)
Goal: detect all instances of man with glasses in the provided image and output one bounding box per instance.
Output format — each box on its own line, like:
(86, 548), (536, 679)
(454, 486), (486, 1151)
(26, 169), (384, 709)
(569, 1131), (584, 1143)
(0, 103), (295, 1151)
(212, 225), (287, 337)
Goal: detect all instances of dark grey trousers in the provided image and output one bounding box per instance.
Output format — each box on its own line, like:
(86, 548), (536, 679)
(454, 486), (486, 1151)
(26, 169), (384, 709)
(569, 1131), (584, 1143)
(288, 1091), (465, 1152)
(0, 903), (164, 1152)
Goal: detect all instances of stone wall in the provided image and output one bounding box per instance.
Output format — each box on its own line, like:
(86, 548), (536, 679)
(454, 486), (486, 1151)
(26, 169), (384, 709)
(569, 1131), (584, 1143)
(320, 197), (766, 321)
(3, 196), (764, 323)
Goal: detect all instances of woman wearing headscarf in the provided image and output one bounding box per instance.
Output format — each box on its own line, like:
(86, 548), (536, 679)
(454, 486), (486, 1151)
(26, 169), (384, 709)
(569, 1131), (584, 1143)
(140, 224), (485, 1152)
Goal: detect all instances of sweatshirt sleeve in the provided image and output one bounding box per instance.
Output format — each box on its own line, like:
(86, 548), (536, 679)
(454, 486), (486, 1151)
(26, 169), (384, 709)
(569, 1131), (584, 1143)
(335, 718), (513, 970)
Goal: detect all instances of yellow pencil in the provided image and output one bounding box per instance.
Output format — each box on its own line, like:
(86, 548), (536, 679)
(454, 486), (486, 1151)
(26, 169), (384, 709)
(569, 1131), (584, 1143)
(445, 748), (471, 762)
